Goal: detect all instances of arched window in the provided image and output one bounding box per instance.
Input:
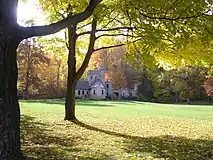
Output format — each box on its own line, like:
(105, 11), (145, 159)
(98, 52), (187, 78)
(102, 90), (104, 95)
(93, 90), (96, 95)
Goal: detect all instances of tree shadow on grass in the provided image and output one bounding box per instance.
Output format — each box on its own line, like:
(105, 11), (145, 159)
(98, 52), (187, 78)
(21, 99), (65, 105)
(21, 99), (115, 107)
(21, 99), (149, 107)
(73, 119), (213, 160)
(20, 115), (113, 160)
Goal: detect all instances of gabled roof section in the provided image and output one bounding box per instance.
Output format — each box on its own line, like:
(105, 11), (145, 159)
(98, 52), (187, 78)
(90, 78), (105, 89)
(76, 81), (90, 90)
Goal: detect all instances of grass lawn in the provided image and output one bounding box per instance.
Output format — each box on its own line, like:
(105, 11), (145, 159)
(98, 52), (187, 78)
(20, 100), (213, 160)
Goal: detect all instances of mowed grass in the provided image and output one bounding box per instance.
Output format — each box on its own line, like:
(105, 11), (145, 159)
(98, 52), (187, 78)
(20, 100), (213, 160)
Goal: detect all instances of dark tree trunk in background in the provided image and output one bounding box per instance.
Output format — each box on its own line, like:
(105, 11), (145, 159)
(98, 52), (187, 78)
(56, 61), (61, 97)
(65, 24), (77, 121)
(185, 77), (191, 104)
(175, 91), (180, 103)
(24, 41), (31, 99)
(195, 79), (201, 100)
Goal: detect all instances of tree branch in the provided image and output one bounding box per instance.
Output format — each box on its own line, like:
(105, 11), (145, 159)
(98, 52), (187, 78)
(96, 33), (139, 39)
(64, 30), (69, 49)
(98, 26), (134, 32)
(94, 43), (125, 52)
(19, 0), (102, 39)
(77, 21), (92, 30)
(76, 19), (97, 81)
(99, 13), (120, 30)
(94, 38), (141, 52)
(77, 26), (134, 37)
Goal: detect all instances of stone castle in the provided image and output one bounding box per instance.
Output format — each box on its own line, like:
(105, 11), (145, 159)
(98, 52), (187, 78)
(75, 66), (137, 100)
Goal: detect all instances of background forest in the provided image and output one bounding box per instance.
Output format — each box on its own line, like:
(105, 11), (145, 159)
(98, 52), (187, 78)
(17, 37), (213, 104)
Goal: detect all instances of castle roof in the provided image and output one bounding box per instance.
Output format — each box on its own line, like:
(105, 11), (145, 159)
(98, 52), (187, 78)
(76, 79), (111, 90)
(90, 78), (105, 89)
(75, 81), (90, 90)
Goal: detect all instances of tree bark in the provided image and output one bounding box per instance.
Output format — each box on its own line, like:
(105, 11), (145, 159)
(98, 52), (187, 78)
(64, 24), (77, 121)
(65, 81), (77, 120)
(64, 19), (97, 120)
(76, 19), (96, 80)
(0, 25), (24, 159)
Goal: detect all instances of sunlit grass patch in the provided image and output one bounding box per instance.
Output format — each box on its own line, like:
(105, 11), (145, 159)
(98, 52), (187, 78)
(20, 100), (213, 159)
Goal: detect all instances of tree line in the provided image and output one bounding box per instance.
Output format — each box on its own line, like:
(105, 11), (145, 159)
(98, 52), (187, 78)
(18, 39), (213, 104)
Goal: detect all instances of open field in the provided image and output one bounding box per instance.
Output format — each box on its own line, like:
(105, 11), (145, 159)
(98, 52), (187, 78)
(20, 100), (213, 160)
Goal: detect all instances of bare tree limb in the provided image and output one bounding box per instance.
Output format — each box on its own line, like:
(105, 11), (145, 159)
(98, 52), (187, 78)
(77, 21), (92, 30)
(19, 0), (102, 39)
(94, 38), (141, 52)
(94, 43), (126, 52)
(77, 26), (134, 37)
(99, 13), (120, 30)
(98, 26), (134, 32)
(64, 30), (69, 49)
(96, 33), (139, 39)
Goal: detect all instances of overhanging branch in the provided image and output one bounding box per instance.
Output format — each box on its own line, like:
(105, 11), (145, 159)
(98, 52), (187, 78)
(99, 13), (120, 30)
(77, 26), (134, 37)
(19, 0), (102, 39)
(94, 38), (141, 52)
(77, 21), (92, 30)
(96, 33), (139, 39)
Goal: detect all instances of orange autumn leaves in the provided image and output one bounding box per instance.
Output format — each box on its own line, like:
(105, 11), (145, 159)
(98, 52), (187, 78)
(204, 77), (213, 97)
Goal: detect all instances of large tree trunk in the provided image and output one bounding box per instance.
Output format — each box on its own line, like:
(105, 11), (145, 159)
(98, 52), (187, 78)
(65, 80), (77, 120)
(64, 19), (96, 120)
(0, 26), (24, 159)
(0, 0), (24, 159)
(64, 24), (77, 121)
